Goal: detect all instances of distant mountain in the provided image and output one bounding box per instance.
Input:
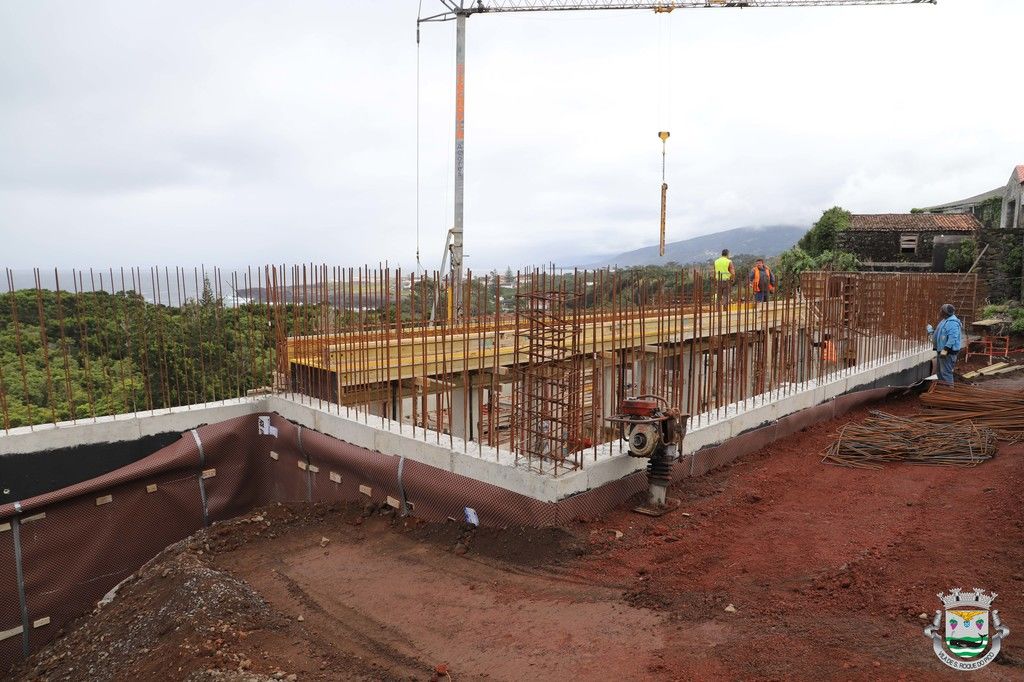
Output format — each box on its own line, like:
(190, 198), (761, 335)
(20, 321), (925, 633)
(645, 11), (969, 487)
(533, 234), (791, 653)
(589, 225), (808, 268)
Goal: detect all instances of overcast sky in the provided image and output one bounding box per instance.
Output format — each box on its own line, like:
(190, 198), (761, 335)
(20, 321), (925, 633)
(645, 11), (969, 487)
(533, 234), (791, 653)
(1, 0), (1022, 270)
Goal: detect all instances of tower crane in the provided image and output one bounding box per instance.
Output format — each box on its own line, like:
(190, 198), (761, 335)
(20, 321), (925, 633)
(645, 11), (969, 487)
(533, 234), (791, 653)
(419, 0), (936, 320)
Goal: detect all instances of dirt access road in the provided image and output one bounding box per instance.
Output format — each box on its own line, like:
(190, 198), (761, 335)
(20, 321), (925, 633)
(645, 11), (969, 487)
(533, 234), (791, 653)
(15, 391), (1024, 681)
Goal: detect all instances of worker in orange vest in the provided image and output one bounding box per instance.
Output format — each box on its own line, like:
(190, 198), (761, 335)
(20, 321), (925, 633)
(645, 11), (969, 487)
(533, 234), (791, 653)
(813, 333), (838, 371)
(749, 258), (777, 303)
(822, 334), (837, 364)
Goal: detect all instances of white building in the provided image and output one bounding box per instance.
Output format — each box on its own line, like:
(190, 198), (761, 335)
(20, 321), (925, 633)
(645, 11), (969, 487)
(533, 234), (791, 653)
(1000, 165), (1024, 229)
(922, 164), (1024, 229)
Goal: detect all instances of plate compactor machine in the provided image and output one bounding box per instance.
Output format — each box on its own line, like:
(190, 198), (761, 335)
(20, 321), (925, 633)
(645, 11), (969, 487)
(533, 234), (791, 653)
(607, 395), (688, 517)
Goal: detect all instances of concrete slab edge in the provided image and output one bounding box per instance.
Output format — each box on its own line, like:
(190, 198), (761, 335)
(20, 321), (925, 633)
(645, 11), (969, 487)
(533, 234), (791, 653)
(1, 348), (934, 504)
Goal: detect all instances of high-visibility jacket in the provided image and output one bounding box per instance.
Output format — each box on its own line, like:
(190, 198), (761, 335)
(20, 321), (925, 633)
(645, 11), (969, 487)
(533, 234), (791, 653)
(714, 256), (733, 281)
(822, 340), (837, 363)
(750, 265), (776, 294)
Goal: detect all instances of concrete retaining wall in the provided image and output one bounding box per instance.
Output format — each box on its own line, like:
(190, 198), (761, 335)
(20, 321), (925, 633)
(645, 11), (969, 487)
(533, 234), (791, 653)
(0, 398), (261, 457)
(1, 347), (934, 504)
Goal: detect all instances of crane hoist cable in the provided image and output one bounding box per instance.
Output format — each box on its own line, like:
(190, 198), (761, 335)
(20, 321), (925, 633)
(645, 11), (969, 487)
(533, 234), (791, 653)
(655, 6), (672, 257)
(415, 1), (424, 274)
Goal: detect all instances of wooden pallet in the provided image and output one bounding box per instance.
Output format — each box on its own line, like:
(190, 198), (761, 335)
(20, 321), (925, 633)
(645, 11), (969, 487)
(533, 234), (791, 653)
(964, 362), (1020, 379)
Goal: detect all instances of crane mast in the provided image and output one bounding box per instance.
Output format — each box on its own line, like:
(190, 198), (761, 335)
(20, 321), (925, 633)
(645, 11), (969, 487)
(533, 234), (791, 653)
(419, 0), (935, 320)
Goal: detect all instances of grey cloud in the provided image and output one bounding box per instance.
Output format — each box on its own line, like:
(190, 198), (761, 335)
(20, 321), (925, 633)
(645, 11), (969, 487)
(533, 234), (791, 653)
(1, 0), (1022, 269)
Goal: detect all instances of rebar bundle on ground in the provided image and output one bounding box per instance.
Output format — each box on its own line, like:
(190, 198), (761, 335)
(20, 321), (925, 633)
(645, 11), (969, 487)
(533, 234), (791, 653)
(919, 383), (1024, 440)
(824, 411), (997, 469)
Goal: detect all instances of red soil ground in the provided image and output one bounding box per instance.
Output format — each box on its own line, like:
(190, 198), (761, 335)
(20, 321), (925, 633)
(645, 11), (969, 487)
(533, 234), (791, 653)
(14, 389), (1024, 681)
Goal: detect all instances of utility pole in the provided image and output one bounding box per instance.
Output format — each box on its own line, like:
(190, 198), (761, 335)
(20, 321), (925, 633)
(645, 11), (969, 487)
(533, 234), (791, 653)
(452, 11), (466, 320)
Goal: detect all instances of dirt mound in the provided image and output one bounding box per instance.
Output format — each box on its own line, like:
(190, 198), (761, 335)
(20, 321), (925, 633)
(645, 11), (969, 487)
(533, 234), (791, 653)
(14, 543), (276, 681)
(13, 504), (385, 682)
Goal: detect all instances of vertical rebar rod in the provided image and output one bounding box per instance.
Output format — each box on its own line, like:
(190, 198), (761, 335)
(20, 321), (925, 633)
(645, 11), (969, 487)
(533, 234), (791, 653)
(131, 267), (154, 413)
(50, 270), (75, 422)
(7, 269), (34, 429)
(71, 270), (97, 420)
(153, 267), (171, 409)
(33, 268), (58, 424)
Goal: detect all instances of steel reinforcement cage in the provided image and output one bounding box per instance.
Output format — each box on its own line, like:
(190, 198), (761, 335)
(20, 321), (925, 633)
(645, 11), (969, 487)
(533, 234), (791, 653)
(0, 267), (980, 473)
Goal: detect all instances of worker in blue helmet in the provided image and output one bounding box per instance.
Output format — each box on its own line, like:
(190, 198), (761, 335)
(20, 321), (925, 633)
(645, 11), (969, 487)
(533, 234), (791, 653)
(926, 303), (962, 385)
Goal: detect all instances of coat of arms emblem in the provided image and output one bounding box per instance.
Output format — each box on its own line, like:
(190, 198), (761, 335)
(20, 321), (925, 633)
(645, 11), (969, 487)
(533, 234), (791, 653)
(924, 588), (1010, 670)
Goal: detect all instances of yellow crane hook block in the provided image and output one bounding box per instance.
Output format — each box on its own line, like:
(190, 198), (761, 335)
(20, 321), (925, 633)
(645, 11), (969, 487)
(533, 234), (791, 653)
(658, 131), (670, 256)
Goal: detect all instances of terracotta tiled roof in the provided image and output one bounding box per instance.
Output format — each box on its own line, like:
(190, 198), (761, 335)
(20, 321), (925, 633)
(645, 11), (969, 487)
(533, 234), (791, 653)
(1016, 165), (1024, 184)
(848, 213), (981, 233)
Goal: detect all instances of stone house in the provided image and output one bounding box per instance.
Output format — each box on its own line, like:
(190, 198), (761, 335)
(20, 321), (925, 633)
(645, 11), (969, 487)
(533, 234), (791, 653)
(839, 213), (981, 268)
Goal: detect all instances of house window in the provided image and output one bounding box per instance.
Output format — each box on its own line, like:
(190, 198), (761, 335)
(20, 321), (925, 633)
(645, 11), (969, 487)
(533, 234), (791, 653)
(1008, 200), (1018, 229)
(900, 234), (919, 254)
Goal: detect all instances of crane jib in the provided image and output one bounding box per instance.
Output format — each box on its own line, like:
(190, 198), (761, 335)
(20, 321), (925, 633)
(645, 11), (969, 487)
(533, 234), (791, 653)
(416, 0), (935, 323)
(419, 0), (935, 23)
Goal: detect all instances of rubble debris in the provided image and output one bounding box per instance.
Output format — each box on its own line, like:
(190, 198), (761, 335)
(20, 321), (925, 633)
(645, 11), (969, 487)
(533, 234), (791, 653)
(11, 544), (274, 681)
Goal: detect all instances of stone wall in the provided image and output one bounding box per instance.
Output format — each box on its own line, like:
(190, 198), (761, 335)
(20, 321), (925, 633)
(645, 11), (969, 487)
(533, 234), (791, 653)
(839, 230), (950, 264)
(978, 226), (1024, 301)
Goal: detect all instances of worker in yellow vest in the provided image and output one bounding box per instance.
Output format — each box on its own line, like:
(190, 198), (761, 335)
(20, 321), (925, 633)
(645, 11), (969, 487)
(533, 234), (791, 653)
(713, 249), (735, 304)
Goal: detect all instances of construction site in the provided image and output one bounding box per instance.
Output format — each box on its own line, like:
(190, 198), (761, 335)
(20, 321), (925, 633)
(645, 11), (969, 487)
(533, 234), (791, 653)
(2, 261), (1022, 680)
(2, 0), (1024, 680)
